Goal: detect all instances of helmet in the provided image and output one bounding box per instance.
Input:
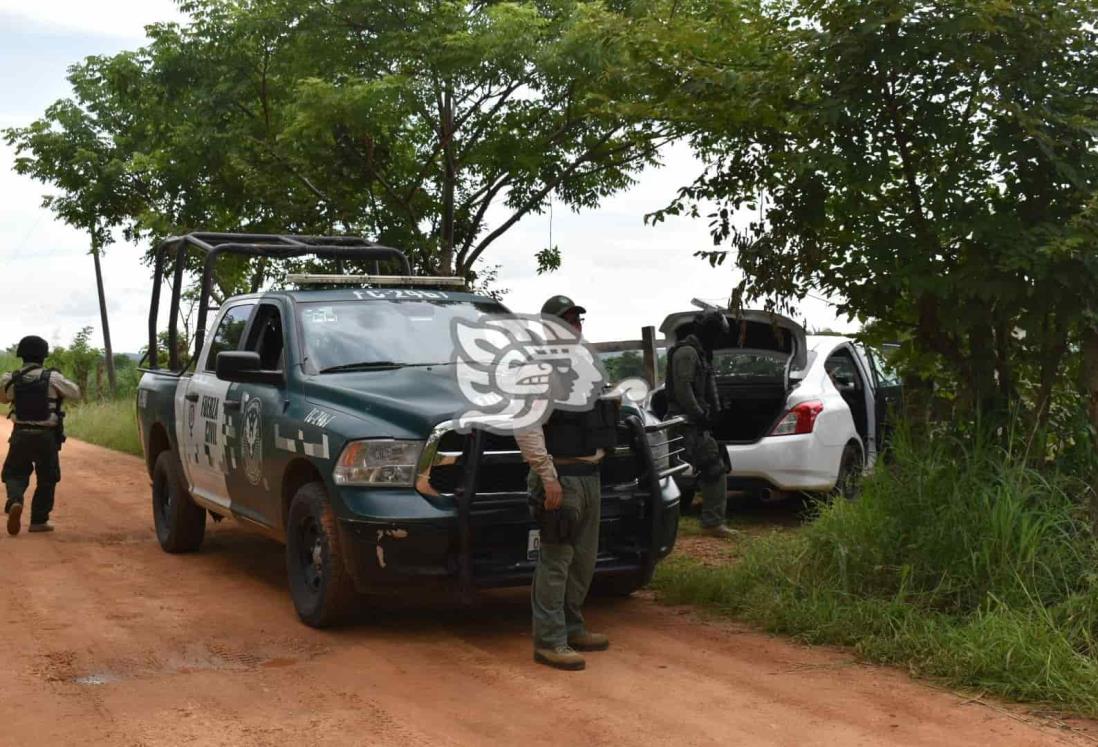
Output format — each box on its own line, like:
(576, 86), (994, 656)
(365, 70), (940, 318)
(693, 310), (729, 348)
(15, 335), (48, 364)
(540, 295), (586, 319)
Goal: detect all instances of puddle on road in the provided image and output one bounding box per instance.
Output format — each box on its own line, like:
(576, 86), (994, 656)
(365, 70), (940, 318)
(54, 640), (327, 687)
(73, 672), (122, 686)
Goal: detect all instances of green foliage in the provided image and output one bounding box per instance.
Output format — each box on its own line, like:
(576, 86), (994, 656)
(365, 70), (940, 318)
(642, 0), (1098, 425)
(5, 0), (674, 293)
(601, 350), (666, 384)
(63, 399), (142, 457)
(47, 326), (99, 396)
(653, 431), (1098, 714)
(535, 246), (562, 275)
(0, 350), (18, 373)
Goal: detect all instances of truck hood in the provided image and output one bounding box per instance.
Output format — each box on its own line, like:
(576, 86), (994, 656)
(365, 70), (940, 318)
(304, 364), (471, 437)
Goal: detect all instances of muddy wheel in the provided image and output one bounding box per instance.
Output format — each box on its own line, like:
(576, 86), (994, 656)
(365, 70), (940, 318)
(286, 482), (357, 628)
(833, 442), (864, 501)
(152, 451), (206, 553)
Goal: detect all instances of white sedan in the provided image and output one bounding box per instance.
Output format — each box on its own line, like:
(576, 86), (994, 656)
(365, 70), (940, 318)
(649, 310), (902, 503)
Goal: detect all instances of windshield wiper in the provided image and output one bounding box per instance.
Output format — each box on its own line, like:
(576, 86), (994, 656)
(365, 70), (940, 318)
(319, 361), (405, 373)
(319, 361), (455, 374)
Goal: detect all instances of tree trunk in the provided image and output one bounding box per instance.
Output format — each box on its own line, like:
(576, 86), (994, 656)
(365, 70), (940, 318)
(1033, 321), (1068, 441)
(1082, 324), (1098, 526)
(1083, 325), (1098, 441)
(92, 238), (117, 395)
(439, 82), (456, 276)
(250, 257), (268, 293)
(967, 319), (999, 423)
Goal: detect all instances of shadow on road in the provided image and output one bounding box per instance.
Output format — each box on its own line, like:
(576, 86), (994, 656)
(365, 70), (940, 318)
(178, 519), (640, 635)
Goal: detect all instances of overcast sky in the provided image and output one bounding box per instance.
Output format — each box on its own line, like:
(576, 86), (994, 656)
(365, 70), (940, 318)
(0, 1), (855, 355)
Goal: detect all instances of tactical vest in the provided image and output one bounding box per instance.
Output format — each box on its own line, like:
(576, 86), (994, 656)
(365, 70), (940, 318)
(664, 338), (715, 415)
(6, 367), (56, 423)
(544, 397), (619, 458)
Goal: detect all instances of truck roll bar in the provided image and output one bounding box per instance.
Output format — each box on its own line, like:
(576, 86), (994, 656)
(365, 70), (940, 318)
(146, 232), (413, 372)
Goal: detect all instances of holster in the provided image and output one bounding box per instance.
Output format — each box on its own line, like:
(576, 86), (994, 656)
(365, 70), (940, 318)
(528, 495), (580, 545)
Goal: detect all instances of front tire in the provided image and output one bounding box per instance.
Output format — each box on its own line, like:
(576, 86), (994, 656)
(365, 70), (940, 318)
(152, 451), (206, 553)
(285, 482), (357, 628)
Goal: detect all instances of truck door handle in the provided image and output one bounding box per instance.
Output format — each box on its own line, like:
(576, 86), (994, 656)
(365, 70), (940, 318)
(224, 400), (241, 412)
(185, 393), (200, 403)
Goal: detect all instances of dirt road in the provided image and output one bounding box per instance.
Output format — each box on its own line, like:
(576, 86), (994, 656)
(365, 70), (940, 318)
(0, 424), (1091, 746)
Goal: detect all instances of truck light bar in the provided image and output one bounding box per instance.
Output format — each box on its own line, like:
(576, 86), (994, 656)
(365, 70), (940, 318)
(286, 274), (467, 288)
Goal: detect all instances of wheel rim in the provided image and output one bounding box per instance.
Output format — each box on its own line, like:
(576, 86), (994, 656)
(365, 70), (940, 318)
(297, 517), (324, 593)
(838, 448), (862, 499)
(155, 470), (174, 525)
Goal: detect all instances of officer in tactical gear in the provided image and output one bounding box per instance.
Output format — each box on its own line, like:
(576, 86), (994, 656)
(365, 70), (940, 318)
(516, 295), (616, 671)
(0, 335), (81, 535)
(665, 310), (737, 539)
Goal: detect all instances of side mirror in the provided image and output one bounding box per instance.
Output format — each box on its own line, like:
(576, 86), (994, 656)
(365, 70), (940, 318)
(215, 351), (283, 385)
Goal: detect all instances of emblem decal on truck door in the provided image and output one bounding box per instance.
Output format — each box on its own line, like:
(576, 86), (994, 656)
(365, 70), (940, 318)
(241, 396), (264, 485)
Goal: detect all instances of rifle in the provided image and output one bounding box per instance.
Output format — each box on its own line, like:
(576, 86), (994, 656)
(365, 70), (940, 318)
(56, 397), (66, 449)
(690, 297), (723, 312)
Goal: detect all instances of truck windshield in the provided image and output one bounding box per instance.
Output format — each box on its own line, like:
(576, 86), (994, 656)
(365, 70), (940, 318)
(298, 298), (505, 372)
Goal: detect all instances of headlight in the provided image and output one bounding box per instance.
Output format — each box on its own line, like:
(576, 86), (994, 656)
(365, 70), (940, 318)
(333, 439), (424, 487)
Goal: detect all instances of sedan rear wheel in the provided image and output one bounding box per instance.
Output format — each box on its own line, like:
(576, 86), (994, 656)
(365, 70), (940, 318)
(833, 442), (864, 501)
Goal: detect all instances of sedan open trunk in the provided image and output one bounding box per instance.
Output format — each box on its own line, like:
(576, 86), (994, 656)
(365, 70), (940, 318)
(658, 310), (808, 445)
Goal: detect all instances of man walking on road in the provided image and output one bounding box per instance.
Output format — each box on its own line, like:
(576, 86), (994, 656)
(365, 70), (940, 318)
(0, 335), (80, 535)
(516, 295), (617, 671)
(665, 310), (737, 539)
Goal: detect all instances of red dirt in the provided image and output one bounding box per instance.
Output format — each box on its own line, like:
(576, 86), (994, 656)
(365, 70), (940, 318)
(0, 421), (1093, 746)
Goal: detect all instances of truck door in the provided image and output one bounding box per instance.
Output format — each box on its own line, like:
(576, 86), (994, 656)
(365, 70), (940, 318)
(223, 301), (293, 528)
(176, 301), (255, 512)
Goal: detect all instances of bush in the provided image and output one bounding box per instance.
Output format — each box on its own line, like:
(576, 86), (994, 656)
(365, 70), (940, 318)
(63, 398), (141, 457)
(653, 431), (1098, 715)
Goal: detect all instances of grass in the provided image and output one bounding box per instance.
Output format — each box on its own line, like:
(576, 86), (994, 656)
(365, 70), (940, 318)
(0, 352), (142, 457)
(654, 431), (1098, 717)
(64, 398), (142, 457)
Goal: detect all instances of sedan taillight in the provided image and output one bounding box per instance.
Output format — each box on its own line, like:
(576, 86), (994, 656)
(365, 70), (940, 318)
(770, 401), (824, 436)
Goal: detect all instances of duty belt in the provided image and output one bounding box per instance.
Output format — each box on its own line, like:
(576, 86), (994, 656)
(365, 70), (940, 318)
(555, 462), (599, 477)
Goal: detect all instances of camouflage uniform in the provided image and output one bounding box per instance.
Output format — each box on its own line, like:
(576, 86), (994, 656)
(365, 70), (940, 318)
(666, 334), (728, 529)
(0, 336), (81, 533)
(524, 467), (601, 650)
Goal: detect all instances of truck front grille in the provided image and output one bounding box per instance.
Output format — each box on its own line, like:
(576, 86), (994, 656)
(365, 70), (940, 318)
(418, 424), (643, 501)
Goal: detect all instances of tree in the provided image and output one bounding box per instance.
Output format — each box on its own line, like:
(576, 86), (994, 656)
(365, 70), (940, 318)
(3, 63), (154, 395)
(47, 327), (101, 397)
(644, 0), (1098, 425)
(8, 0), (674, 296)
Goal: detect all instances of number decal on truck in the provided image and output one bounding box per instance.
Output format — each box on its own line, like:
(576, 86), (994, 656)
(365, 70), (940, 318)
(352, 289), (449, 301)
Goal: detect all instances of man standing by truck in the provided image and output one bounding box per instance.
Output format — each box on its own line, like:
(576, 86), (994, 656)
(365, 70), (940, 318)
(0, 335), (81, 535)
(665, 310), (737, 539)
(517, 295), (616, 671)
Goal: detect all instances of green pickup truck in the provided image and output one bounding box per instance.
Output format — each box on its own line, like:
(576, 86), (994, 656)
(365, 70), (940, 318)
(136, 233), (683, 627)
